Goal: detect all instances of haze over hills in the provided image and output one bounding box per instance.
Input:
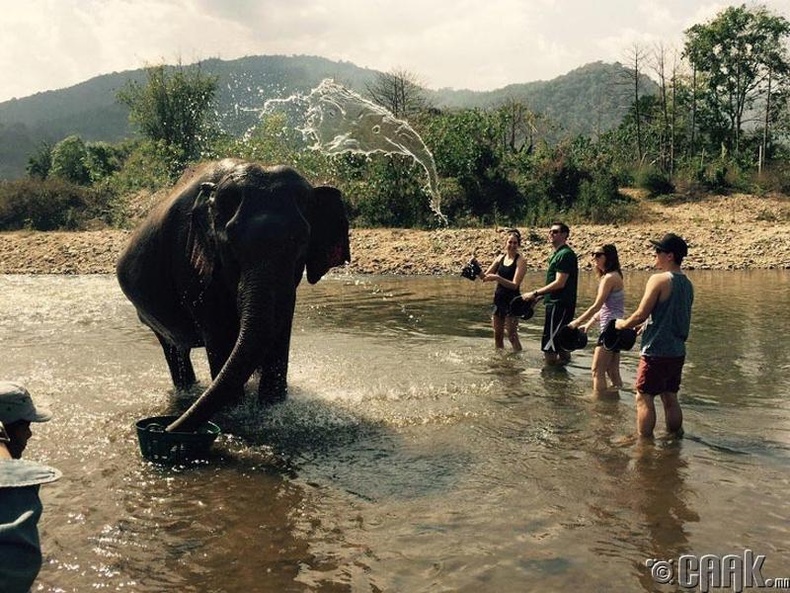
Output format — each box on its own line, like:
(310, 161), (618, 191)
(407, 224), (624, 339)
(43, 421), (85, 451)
(0, 54), (657, 179)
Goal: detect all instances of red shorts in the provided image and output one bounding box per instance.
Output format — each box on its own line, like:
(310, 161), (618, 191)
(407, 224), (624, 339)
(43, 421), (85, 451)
(636, 355), (685, 396)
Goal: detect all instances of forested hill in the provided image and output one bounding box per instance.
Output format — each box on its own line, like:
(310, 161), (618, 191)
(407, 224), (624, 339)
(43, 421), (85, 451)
(432, 61), (659, 137)
(0, 55), (656, 179)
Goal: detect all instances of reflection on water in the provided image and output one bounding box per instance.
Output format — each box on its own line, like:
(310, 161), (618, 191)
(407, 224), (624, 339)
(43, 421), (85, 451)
(0, 271), (788, 592)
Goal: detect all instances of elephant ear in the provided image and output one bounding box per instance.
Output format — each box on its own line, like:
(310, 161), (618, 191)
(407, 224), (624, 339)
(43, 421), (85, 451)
(188, 182), (218, 280)
(306, 186), (351, 284)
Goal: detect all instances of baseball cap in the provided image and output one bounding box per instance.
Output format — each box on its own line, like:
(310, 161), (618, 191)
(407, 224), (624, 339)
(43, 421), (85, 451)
(0, 382), (53, 424)
(650, 233), (688, 258)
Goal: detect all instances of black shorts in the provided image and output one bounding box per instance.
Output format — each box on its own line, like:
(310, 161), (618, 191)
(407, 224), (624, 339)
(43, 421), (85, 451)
(541, 303), (574, 353)
(596, 333), (620, 353)
(492, 290), (519, 319)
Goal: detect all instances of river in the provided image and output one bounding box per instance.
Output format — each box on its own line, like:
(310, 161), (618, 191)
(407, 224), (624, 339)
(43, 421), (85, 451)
(1, 270), (788, 592)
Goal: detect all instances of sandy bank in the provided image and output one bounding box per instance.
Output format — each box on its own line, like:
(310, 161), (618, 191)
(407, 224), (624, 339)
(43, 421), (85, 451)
(1, 193), (788, 275)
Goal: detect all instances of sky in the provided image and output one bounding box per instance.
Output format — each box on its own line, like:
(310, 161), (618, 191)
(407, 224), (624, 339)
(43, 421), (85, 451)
(2, 0), (789, 103)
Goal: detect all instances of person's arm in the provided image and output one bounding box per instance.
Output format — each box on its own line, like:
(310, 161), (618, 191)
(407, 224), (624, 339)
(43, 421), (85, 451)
(510, 256), (528, 290)
(525, 270), (569, 301)
(487, 255), (527, 290)
(580, 311), (601, 332)
(616, 273), (667, 330)
(569, 274), (616, 329)
(482, 254), (505, 282)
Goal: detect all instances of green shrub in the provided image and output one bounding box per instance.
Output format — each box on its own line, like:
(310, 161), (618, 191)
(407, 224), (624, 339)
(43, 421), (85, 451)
(702, 161), (729, 192)
(572, 174), (637, 224)
(0, 178), (118, 231)
(635, 167), (674, 197)
(751, 162), (790, 195)
(514, 179), (562, 227)
(674, 157), (752, 194)
(335, 155), (435, 228)
(105, 140), (176, 196)
(425, 177), (474, 225)
(512, 153), (591, 226)
(50, 135), (91, 185)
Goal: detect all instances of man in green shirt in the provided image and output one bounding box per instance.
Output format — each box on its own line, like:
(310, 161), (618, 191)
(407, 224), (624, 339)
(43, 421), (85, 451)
(524, 222), (579, 365)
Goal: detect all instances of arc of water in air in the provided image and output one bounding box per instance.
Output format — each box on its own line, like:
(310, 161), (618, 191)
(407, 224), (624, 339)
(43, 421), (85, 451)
(262, 79), (445, 224)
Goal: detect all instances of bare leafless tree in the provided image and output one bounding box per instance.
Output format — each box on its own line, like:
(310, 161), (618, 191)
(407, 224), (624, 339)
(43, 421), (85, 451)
(494, 97), (540, 154)
(651, 43), (685, 173)
(620, 43), (649, 163)
(365, 69), (432, 118)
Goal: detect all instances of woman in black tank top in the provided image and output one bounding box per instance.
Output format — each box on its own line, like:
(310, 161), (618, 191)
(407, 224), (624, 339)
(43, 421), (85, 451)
(482, 230), (527, 351)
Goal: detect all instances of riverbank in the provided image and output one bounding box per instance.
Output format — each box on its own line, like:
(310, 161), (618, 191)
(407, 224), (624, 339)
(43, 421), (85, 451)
(1, 192), (789, 274)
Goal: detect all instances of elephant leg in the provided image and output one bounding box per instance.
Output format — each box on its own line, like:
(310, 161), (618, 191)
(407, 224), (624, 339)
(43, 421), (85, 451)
(257, 320), (292, 404)
(204, 327), (245, 402)
(156, 333), (196, 389)
(257, 357), (288, 404)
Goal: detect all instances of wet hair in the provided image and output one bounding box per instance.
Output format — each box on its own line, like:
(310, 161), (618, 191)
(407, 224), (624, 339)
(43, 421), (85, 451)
(506, 228), (522, 245)
(595, 244), (623, 278)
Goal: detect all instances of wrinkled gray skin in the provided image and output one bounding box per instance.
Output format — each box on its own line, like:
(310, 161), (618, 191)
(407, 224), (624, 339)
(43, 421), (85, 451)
(116, 159), (350, 432)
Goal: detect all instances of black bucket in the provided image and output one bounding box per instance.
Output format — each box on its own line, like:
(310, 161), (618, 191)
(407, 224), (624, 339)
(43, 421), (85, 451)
(135, 415), (221, 464)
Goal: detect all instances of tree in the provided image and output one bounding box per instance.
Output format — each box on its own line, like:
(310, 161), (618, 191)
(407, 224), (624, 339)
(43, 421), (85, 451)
(492, 98), (540, 155)
(365, 69), (431, 118)
(361, 69), (438, 223)
(26, 141), (53, 180)
(30, 137), (126, 185)
(422, 108), (522, 223)
(117, 61), (218, 176)
(651, 43), (678, 173)
(50, 135), (90, 185)
(83, 141), (126, 183)
(684, 4), (790, 156)
(620, 44), (650, 163)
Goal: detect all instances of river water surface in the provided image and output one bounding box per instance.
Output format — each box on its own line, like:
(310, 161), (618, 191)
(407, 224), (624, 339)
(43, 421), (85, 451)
(1, 270), (788, 592)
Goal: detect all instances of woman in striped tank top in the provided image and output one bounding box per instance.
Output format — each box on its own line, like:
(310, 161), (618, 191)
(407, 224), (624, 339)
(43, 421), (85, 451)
(567, 244), (625, 397)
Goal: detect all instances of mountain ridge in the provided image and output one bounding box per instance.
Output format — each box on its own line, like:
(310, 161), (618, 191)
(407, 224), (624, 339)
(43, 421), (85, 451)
(0, 55), (657, 179)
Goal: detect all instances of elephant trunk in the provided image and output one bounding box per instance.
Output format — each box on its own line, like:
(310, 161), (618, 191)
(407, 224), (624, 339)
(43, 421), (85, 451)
(166, 268), (293, 432)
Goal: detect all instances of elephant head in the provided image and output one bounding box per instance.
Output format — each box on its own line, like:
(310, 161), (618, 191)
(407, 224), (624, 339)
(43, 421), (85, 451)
(188, 163), (349, 284)
(116, 159), (350, 433)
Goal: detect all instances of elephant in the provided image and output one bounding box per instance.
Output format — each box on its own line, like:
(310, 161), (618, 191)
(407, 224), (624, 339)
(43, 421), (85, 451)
(116, 158), (350, 432)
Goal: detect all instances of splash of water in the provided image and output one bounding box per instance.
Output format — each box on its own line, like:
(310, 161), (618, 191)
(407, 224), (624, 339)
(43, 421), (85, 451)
(262, 79), (445, 223)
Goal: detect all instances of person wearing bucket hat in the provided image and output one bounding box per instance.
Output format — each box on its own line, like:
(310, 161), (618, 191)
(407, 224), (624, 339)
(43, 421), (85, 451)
(523, 222), (578, 365)
(566, 243), (627, 397)
(1, 381), (61, 593)
(481, 229), (528, 351)
(614, 233), (694, 438)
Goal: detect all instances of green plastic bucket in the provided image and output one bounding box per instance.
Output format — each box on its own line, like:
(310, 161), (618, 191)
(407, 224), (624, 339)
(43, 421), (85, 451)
(135, 415), (221, 464)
